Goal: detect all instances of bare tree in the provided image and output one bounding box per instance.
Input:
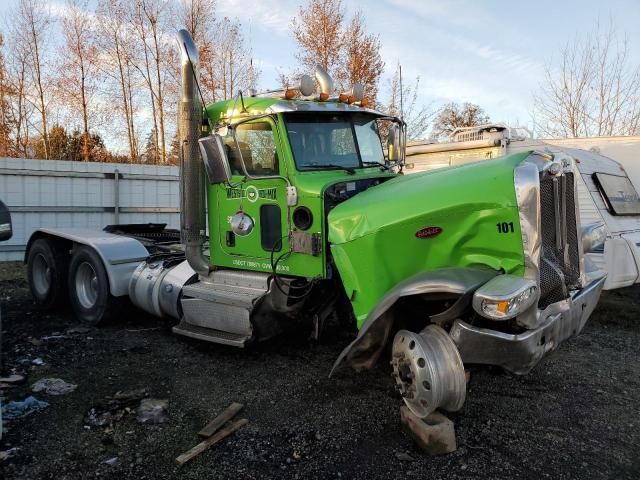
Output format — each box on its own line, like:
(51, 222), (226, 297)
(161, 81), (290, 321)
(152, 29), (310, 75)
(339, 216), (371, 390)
(533, 20), (640, 138)
(96, 0), (139, 162)
(432, 102), (490, 139)
(210, 17), (258, 100)
(291, 0), (345, 79)
(12, 0), (54, 159)
(339, 11), (384, 102)
(130, 0), (173, 164)
(382, 63), (436, 141)
(58, 0), (98, 161)
(5, 36), (32, 157)
(0, 33), (12, 157)
(177, 0), (218, 102)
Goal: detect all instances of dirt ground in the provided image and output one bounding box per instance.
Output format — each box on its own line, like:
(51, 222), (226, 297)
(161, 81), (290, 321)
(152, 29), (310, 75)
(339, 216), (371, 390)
(0, 261), (639, 480)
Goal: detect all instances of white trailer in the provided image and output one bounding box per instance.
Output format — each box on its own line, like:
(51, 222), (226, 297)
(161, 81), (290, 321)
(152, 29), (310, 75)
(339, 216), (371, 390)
(406, 126), (640, 290)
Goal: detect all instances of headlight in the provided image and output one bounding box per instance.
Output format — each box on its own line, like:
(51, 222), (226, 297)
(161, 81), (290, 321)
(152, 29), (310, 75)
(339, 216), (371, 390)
(472, 275), (538, 320)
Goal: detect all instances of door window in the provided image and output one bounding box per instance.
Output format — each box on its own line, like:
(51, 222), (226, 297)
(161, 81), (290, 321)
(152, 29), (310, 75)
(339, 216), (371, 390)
(226, 122), (279, 176)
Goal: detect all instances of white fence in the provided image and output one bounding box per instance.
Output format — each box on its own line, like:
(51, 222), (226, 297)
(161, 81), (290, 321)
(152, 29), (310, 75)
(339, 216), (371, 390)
(0, 158), (181, 261)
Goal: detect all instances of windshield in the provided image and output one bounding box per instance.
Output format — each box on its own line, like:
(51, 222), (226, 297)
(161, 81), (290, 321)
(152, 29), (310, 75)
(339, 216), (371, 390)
(284, 113), (385, 170)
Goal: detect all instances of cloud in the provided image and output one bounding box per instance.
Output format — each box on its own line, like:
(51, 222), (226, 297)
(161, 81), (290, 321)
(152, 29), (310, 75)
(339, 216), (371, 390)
(217, 0), (293, 35)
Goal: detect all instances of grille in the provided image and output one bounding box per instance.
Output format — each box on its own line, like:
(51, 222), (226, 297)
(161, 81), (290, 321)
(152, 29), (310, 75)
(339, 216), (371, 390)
(539, 172), (581, 308)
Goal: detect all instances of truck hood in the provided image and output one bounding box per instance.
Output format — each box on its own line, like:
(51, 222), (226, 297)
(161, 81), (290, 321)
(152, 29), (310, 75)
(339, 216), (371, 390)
(327, 152), (530, 327)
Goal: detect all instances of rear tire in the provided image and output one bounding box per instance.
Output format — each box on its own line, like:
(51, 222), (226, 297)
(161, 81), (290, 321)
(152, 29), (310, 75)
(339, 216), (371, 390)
(27, 238), (69, 309)
(68, 246), (121, 325)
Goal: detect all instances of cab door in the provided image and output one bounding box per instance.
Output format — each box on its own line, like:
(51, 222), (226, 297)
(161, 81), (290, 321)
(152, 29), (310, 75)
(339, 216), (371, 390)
(214, 118), (288, 265)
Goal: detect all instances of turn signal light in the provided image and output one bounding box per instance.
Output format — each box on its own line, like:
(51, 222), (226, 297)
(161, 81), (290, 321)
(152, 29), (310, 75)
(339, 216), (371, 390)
(472, 275), (538, 321)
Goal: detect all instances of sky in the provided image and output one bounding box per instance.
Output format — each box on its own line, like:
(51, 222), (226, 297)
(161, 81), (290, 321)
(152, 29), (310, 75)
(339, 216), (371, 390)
(1, 0), (640, 140)
(217, 0), (640, 132)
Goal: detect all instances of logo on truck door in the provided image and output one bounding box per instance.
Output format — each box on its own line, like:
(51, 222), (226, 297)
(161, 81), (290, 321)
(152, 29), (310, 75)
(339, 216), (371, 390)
(226, 186), (277, 202)
(415, 226), (442, 239)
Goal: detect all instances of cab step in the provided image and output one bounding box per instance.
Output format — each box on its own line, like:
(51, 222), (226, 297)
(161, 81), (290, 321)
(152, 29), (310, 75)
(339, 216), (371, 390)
(174, 269), (272, 347)
(171, 322), (249, 348)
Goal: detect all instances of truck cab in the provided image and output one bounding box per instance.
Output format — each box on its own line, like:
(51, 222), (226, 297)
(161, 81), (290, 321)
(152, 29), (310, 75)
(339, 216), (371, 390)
(204, 99), (396, 280)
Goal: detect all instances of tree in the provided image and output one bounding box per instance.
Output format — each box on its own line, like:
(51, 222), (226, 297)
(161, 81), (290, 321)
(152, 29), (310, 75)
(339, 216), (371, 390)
(533, 20), (640, 138)
(291, 0), (384, 102)
(65, 129), (107, 161)
(142, 128), (160, 164)
(130, 0), (172, 164)
(340, 11), (384, 102)
(383, 63), (436, 141)
(58, 0), (98, 162)
(12, 0), (54, 159)
(209, 17), (258, 100)
(0, 33), (13, 157)
(5, 29), (33, 157)
(96, 0), (140, 162)
(48, 124), (70, 160)
(291, 0), (345, 80)
(432, 102), (490, 139)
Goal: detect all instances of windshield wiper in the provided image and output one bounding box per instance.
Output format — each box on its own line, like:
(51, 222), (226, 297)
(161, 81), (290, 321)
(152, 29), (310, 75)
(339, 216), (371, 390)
(302, 164), (356, 175)
(361, 161), (390, 171)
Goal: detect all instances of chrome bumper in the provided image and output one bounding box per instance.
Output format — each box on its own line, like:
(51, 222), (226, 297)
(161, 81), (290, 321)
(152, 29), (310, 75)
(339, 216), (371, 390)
(449, 276), (606, 375)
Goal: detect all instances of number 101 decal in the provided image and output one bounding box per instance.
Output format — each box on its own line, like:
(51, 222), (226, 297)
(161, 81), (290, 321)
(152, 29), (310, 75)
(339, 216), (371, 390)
(496, 221), (515, 233)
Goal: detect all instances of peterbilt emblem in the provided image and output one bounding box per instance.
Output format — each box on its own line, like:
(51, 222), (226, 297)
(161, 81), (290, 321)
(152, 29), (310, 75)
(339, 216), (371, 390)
(415, 226), (442, 239)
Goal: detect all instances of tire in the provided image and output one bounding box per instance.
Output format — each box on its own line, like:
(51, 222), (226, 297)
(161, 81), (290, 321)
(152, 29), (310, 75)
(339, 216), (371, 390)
(27, 238), (69, 309)
(68, 245), (121, 325)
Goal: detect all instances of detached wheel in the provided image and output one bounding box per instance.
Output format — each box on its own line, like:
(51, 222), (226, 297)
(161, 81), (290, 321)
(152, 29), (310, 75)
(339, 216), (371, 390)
(27, 238), (69, 309)
(68, 246), (120, 325)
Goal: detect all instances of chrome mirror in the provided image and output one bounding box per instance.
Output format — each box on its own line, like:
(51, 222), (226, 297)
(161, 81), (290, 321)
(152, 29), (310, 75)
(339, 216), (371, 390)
(198, 135), (232, 184)
(388, 124), (400, 162)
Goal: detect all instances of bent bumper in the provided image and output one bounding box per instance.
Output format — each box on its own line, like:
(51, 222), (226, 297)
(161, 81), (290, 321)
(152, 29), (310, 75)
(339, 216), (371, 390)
(449, 276), (606, 375)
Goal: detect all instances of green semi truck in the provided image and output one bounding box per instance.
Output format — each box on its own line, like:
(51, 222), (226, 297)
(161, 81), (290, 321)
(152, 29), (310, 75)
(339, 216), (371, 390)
(24, 30), (605, 418)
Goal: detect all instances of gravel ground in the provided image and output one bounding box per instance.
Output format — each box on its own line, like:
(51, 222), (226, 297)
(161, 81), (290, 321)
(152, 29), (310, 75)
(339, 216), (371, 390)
(1, 261), (639, 479)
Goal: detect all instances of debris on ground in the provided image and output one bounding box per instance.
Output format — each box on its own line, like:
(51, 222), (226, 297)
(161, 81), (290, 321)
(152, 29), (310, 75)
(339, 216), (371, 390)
(84, 388), (149, 428)
(2, 396), (49, 420)
(66, 326), (91, 335)
(136, 398), (169, 425)
(399, 406), (457, 455)
(103, 457), (119, 466)
(176, 418), (248, 465)
(31, 358), (45, 366)
(0, 375), (25, 385)
(32, 378), (77, 395)
(41, 334), (67, 341)
(394, 451), (416, 462)
(198, 402), (244, 438)
(0, 448), (20, 462)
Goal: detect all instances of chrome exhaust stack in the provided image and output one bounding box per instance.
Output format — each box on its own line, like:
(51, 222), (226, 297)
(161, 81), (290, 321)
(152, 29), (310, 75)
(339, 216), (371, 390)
(177, 29), (210, 277)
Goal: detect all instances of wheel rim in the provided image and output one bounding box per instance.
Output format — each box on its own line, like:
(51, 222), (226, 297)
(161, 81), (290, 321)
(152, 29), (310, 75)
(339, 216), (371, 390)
(391, 326), (467, 418)
(32, 253), (52, 296)
(75, 261), (98, 309)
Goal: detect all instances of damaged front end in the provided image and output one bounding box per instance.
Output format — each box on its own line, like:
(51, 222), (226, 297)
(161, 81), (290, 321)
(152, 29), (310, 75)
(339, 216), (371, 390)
(329, 151), (606, 418)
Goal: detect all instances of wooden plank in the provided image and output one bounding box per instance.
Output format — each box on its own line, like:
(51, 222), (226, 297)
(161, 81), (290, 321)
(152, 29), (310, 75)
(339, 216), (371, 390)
(176, 418), (248, 465)
(197, 402), (244, 438)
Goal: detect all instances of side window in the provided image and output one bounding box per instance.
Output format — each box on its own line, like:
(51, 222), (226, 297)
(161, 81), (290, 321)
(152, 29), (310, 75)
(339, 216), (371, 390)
(226, 122), (279, 176)
(593, 172), (640, 215)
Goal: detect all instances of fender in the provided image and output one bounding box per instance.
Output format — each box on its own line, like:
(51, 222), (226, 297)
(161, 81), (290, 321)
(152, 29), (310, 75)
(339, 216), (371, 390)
(25, 228), (149, 297)
(330, 267), (498, 376)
